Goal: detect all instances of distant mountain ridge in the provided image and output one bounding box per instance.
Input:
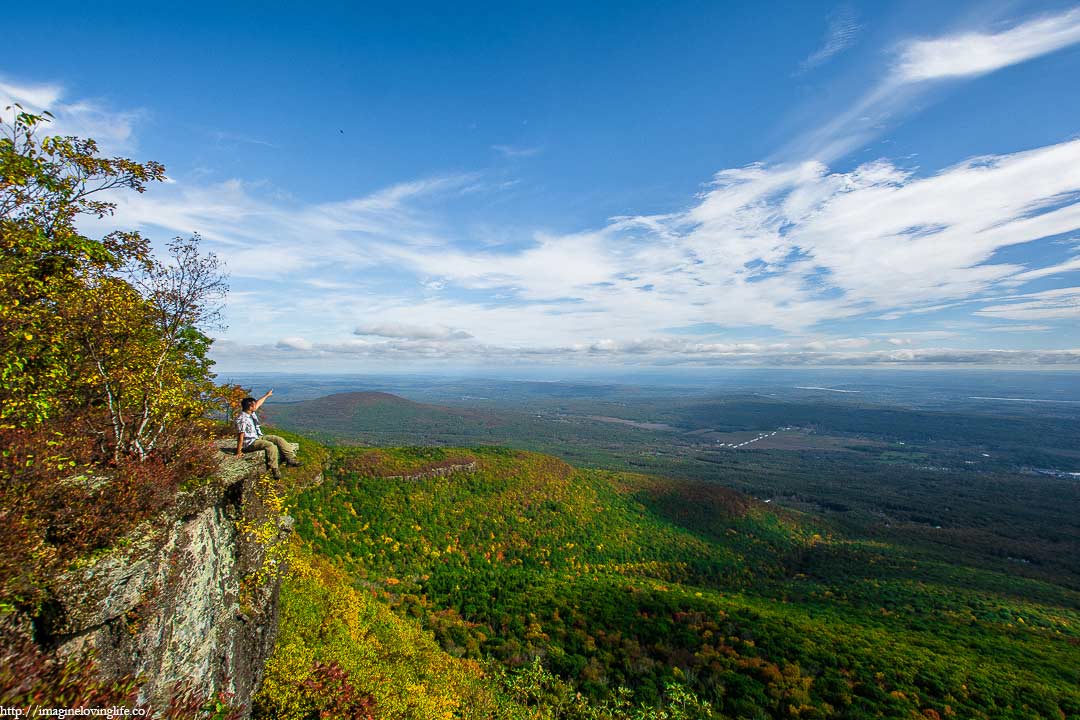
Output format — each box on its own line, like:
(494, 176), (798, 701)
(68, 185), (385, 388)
(275, 390), (419, 412)
(277, 390), (419, 415)
(264, 390), (485, 439)
(262, 390), (643, 451)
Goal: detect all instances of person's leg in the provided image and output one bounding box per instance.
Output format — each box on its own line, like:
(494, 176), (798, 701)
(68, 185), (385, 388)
(245, 438), (279, 472)
(263, 435), (301, 465)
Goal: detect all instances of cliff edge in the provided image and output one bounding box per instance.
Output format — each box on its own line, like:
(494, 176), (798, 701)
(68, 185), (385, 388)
(34, 441), (311, 717)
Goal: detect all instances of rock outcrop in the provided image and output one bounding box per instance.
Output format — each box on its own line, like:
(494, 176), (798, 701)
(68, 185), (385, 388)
(383, 460), (477, 481)
(40, 443), (300, 717)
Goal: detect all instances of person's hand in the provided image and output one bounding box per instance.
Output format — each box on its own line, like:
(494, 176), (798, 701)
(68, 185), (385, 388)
(235, 451), (243, 457)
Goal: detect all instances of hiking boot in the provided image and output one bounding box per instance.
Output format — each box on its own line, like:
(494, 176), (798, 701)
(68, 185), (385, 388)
(284, 458), (304, 467)
(271, 467), (282, 480)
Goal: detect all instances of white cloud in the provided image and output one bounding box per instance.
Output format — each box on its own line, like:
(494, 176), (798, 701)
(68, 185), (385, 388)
(213, 334), (1080, 370)
(985, 324), (1052, 333)
(423, 140), (1078, 334)
(894, 8), (1080, 82)
(380, 229), (618, 301)
(0, 79), (61, 109)
(1006, 253), (1080, 283)
(91, 171), (479, 281)
(874, 330), (961, 341)
(355, 323), (473, 341)
(277, 336), (314, 350)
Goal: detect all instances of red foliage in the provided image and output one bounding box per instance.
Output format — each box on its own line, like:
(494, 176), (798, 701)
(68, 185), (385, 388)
(163, 682), (244, 720)
(337, 450), (478, 479)
(0, 424), (217, 611)
(302, 661), (377, 720)
(0, 617), (139, 709)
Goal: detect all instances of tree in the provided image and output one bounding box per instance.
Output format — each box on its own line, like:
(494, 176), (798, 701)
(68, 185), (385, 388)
(1, 104), (229, 462)
(0, 104), (164, 428)
(59, 235), (227, 460)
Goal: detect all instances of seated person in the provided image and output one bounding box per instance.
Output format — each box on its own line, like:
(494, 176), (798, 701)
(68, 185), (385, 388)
(235, 389), (302, 478)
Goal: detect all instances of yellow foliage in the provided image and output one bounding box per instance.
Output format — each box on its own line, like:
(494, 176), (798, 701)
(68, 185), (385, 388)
(254, 539), (523, 719)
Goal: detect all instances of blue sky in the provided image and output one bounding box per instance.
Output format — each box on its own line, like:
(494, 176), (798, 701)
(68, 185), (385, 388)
(4, 0), (1080, 371)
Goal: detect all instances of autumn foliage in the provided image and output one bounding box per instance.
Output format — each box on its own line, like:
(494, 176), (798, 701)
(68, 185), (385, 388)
(285, 445), (1080, 719)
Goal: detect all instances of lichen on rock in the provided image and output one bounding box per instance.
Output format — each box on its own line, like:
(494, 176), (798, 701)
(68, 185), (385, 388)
(41, 441), (299, 717)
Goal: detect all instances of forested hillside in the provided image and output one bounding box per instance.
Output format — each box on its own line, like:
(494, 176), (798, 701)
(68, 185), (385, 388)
(278, 445), (1080, 719)
(267, 389), (1080, 592)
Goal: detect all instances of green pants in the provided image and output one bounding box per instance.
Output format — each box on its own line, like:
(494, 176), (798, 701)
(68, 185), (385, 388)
(243, 435), (297, 470)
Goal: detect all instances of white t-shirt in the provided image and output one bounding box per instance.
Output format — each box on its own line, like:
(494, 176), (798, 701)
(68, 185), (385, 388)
(235, 411), (262, 447)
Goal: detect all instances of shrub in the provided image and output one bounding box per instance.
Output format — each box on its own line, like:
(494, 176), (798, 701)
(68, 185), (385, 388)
(0, 425), (216, 613)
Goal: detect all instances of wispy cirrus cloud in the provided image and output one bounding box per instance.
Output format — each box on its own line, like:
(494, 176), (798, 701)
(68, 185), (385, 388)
(798, 6), (861, 73)
(975, 287), (1080, 321)
(0, 77), (142, 153)
(208, 128), (277, 148)
(789, 6), (1080, 162)
(985, 324), (1053, 333)
(492, 144), (543, 159)
(364, 139), (1080, 338)
(1005, 253), (1080, 283)
(94, 172), (481, 280)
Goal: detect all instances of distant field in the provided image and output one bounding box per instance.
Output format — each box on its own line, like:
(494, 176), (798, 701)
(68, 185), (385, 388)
(586, 415), (677, 431)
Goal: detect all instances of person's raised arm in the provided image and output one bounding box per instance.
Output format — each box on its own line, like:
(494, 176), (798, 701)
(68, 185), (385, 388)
(253, 389), (273, 411)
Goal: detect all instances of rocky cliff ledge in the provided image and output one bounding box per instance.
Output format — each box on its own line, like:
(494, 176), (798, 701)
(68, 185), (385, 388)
(38, 442), (307, 717)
